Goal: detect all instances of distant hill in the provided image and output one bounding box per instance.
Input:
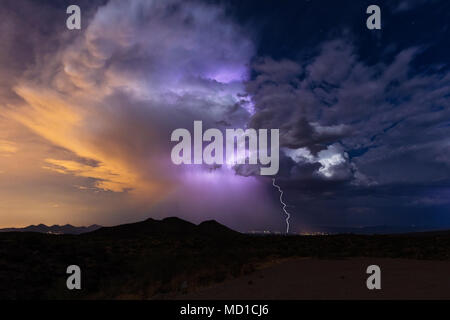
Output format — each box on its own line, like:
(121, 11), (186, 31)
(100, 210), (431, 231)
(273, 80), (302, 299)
(2, 220), (447, 236)
(0, 224), (102, 234)
(88, 217), (240, 238)
(0, 217), (240, 237)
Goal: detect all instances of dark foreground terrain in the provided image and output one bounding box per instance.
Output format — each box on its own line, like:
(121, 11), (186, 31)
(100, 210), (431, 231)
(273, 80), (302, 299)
(180, 257), (450, 299)
(1, 217), (449, 299)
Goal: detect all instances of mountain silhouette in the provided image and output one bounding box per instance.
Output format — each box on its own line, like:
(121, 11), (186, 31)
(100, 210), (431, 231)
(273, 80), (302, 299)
(0, 217), (240, 238)
(0, 224), (102, 234)
(88, 216), (240, 238)
(197, 220), (239, 237)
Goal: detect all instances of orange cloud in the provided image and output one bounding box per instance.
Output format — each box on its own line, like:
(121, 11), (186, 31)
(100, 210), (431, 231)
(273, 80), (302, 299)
(44, 158), (136, 193)
(6, 85), (164, 197)
(0, 140), (17, 156)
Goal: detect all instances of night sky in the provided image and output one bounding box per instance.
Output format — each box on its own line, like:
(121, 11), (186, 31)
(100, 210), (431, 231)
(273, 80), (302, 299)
(0, 0), (449, 233)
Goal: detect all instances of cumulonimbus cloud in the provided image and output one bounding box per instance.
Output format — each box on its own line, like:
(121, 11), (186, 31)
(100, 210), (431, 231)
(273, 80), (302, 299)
(5, 0), (255, 196)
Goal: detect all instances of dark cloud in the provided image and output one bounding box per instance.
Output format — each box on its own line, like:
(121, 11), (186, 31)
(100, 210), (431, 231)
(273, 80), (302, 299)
(393, 0), (439, 12)
(242, 35), (450, 229)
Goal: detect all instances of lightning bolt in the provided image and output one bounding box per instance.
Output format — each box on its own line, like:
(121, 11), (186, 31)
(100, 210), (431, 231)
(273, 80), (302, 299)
(272, 178), (291, 234)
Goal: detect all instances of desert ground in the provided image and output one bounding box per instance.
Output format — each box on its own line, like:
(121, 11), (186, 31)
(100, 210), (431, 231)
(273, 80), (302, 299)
(180, 257), (450, 300)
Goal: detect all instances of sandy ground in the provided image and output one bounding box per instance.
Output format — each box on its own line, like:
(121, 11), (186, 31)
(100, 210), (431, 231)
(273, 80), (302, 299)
(178, 258), (450, 300)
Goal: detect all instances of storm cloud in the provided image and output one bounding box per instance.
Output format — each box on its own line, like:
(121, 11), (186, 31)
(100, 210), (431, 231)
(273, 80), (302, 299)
(0, 0), (449, 232)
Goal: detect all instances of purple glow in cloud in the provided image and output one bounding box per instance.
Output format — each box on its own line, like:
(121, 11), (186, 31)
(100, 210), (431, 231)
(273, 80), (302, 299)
(2, 0), (287, 230)
(67, 0), (279, 226)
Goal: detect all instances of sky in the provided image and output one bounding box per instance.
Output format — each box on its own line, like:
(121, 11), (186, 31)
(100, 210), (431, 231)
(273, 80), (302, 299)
(0, 0), (449, 232)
